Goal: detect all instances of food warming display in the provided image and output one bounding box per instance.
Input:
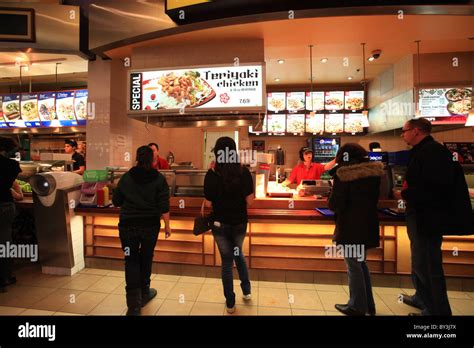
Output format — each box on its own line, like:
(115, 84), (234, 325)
(305, 113), (324, 134)
(286, 114), (305, 133)
(325, 114), (344, 133)
(305, 92), (325, 111)
(324, 91), (344, 111)
(267, 113), (286, 133)
(286, 92), (305, 112)
(267, 92), (286, 112)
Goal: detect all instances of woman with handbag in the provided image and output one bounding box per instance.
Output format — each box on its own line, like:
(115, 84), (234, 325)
(113, 146), (171, 316)
(328, 143), (384, 316)
(204, 137), (254, 314)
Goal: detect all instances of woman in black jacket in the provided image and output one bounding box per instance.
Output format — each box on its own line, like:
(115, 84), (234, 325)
(204, 137), (254, 314)
(113, 146), (171, 316)
(328, 143), (384, 316)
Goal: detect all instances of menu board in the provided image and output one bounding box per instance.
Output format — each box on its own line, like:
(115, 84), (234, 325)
(344, 91), (364, 111)
(267, 113), (285, 133)
(305, 92), (325, 111)
(325, 114), (344, 133)
(130, 65), (264, 112)
(0, 96), (8, 128)
(38, 92), (59, 127)
(20, 94), (41, 127)
(56, 91), (78, 126)
(344, 113), (364, 133)
(325, 91), (344, 111)
(74, 89), (88, 125)
(267, 92), (286, 112)
(305, 113), (324, 134)
(286, 92), (305, 112)
(2, 94), (21, 127)
(419, 87), (472, 117)
(286, 114), (305, 133)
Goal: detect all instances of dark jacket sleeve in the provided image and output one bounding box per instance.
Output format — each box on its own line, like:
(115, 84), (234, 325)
(156, 175), (170, 214)
(328, 176), (347, 213)
(204, 170), (218, 202)
(112, 176), (125, 207)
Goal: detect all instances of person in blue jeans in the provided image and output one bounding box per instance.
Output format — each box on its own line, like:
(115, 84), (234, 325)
(204, 137), (254, 313)
(329, 143), (384, 316)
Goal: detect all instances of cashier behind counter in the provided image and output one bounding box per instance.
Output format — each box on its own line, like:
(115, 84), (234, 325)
(65, 140), (85, 175)
(282, 147), (336, 186)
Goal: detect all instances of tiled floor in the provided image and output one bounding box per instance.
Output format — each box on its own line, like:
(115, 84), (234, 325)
(1, 265), (473, 316)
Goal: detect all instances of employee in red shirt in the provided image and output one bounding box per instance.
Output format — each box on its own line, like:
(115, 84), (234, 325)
(282, 147), (336, 186)
(148, 143), (170, 170)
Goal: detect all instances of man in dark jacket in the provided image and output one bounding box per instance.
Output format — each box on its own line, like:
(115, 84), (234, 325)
(113, 146), (171, 316)
(400, 118), (473, 316)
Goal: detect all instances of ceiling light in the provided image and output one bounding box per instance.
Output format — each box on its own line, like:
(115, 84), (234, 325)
(368, 56), (375, 62)
(320, 58), (328, 63)
(274, 78), (280, 82)
(347, 76), (353, 80)
(277, 59), (285, 64)
(367, 50), (382, 62)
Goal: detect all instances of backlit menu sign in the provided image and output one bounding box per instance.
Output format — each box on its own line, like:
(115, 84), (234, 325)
(286, 92), (305, 112)
(305, 113), (324, 134)
(419, 87), (472, 118)
(286, 114), (305, 134)
(2, 94), (21, 127)
(344, 113), (364, 133)
(325, 114), (344, 133)
(324, 91), (344, 111)
(56, 91), (78, 127)
(267, 113), (285, 134)
(20, 94), (41, 127)
(74, 89), (88, 126)
(267, 92), (286, 112)
(0, 96), (7, 128)
(305, 92), (324, 111)
(38, 92), (59, 127)
(129, 64), (264, 113)
(344, 91), (364, 111)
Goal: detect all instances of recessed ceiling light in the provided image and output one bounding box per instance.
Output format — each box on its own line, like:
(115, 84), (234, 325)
(368, 56), (375, 62)
(320, 58), (328, 63)
(274, 78), (280, 82)
(277, 59), (285, 64)
(347, 76), (353, 80)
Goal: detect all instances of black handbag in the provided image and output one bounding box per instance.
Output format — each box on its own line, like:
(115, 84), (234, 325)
(193, 200), (213, 235)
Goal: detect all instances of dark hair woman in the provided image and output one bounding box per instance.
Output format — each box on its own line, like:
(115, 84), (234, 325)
(328, 143), (384, 316)
(112, 146), (171, 315)
(204, 137), (254, 314)
(0, 137), (21, 292)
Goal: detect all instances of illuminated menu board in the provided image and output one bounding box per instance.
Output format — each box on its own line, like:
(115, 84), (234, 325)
(286, 114), (305, 134)
(305, 92), (325, 111)
(305, 113), (324, 134)
(74, 89), (88, 126)
(38, 92), (60, 127)
(20, 93), (41, 127)
(324, 91), (344, 111)
(324, 114), (344, 133)
(267, 92), (286, 112)
(0, 96), (8, 128)
(286, 92), (305, 112)
(2, 94), (21, 127)
(419, 87), (472, 117)
(344, 113), (364, 133)
(56, 91), (78, 127)
(344, 91), (364, 111)
(267, 113), (285, 134)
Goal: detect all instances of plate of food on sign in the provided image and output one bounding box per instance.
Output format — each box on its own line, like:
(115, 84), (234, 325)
(445, 88), (472, 116)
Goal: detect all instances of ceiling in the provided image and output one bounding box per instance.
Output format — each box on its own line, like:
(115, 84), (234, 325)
(106, 14), (474, 85)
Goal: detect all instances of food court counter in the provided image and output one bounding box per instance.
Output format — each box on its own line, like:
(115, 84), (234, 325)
(75, 197), (474, 278)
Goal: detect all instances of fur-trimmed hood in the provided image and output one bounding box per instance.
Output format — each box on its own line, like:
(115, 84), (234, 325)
(336, 161), (384, 182)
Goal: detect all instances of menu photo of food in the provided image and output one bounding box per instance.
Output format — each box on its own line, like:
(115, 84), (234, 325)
(20, 94), (40, 123)
(267, 92), (286, 112)
(325, 114), (344, 133)
(344, 113), (364, 133)
(419, 87), (472, 117)
(286, 114), (305, 133)
(2, 94), (21, 122)
(345, 91), (364, 111)
(55, 91), (77, 122)
(286, 92), (305, 112)
(305, 113), (325, 134)
(445, 88), (472, 116)
(38, 92), (57, 122)
(325, 91), (344, 111)
(74, 90), (88, 120)
(267, 113), (286, 133)
(305, 92), (325, 111)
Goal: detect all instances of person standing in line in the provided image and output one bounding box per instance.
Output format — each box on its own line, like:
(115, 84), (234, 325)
(204, 137), (254, 314)
(398, 118), (473, 316)
(0, 137), (22, 292)
(329, 143), (384, 316)
(113, 146), (171, 316)
(149, 143), (171, 170)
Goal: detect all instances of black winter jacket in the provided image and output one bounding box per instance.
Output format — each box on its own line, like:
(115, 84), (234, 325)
(328, 161), (384, 249)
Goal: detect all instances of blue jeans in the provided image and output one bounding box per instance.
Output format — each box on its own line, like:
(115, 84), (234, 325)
(211, 222), (251, 308)
(406, 213), (451, 316)
(344, 252), (375, 314)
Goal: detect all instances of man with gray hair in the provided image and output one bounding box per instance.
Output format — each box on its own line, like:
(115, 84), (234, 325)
(399, 118), (473, 315)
